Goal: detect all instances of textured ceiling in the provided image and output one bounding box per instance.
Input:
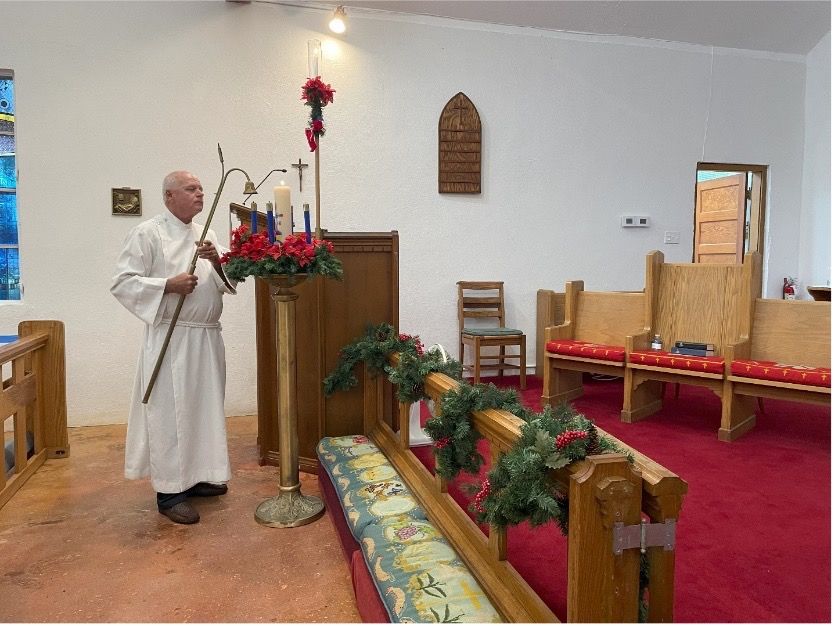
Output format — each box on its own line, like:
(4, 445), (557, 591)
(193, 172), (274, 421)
(323, 1), (831, 55)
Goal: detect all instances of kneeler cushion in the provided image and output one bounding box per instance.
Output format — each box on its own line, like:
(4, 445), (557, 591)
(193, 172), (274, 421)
(545, 340), (625, 362)
(731, 359), (831, 387)
(317, 436), (428, 539)
(359, 517), (502, 623)
(630, 349), (724, 374)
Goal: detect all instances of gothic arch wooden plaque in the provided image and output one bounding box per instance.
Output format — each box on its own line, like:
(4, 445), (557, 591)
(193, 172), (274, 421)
(438, 92), (481, 194)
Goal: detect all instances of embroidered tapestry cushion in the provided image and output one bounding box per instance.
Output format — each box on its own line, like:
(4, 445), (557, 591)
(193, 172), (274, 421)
(545, 340), (626, 363)
(630, 350), (724, 374)
(730, 359), (831, 387)
(317, 436), (428, 540)
(360, 516), (502, 623)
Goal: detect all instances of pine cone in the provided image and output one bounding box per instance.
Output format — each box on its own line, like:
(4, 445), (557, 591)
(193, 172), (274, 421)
(585, 425), (602, 455)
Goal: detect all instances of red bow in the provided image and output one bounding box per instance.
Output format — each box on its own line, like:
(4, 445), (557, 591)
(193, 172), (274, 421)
(305, 128), (318, 152)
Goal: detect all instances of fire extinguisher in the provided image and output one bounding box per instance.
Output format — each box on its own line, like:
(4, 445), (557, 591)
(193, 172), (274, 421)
(783, 277), (796, 300)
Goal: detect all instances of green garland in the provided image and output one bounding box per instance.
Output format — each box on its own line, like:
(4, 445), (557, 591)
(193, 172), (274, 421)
(423, 382), (528, 480)
(323, 323), (462, 403)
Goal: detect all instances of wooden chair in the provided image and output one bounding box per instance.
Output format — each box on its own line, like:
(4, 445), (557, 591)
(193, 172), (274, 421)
(457, 281), (526, 389)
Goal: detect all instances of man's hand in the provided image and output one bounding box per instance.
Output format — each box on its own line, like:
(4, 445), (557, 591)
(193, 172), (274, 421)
(196, 241), (221, 267)
(165, 272), (198, 295)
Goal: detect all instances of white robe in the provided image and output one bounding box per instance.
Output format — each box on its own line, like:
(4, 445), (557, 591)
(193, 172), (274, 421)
(111, 210), (236, 494)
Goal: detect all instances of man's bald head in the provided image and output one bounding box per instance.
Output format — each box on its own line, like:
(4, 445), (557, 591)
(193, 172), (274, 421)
(163, 171), (204, 224)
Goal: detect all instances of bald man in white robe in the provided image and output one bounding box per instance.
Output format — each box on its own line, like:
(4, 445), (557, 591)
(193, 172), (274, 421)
(111, 171), (236, 524)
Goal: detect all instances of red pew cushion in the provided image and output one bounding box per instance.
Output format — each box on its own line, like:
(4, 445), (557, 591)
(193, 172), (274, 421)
(545, 340), (626, 363)
(731, 359), (831, 388)
(630, 350), (724, 374)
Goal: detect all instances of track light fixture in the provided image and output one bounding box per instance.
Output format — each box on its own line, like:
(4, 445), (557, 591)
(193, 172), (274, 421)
(328, 5), (346, 34)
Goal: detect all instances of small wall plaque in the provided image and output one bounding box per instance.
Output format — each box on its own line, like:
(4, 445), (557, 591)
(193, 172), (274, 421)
(438, 92), (481, 194)
(112, 187), (142, 216)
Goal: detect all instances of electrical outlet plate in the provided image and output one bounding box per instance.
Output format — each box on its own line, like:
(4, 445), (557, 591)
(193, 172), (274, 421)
(663, 231), (681, 244)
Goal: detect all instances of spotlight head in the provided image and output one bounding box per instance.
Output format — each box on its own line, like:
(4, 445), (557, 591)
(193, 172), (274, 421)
(329, 5), (346, 34)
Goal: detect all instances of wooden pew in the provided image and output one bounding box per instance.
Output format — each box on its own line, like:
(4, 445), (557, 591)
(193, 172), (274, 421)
(541, 282), (645, 406)
(721, 298), (830, 440)
(365, 355), (687, 622)
(0, 321), (68, 510)
(621, 250), (761, 436)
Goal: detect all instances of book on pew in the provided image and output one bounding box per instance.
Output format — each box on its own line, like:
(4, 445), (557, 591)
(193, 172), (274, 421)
(674, 340), (716, 351)
(671, 347), (715, 356)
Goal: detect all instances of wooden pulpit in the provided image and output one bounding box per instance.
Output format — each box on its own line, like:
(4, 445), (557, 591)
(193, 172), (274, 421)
(254, 231), (399, 473)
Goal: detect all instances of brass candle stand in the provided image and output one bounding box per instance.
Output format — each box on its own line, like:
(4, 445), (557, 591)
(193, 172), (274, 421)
(254, 274), (325, 528)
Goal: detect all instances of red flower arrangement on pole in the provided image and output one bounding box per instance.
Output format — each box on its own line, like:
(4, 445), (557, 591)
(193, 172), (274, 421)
(220, 224), (343, 282)
(301, 76), (335, 152)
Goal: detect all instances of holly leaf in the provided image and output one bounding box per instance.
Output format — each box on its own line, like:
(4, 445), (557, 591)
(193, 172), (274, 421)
(534, 429), (554, 455)
(544, 452), (571, 469)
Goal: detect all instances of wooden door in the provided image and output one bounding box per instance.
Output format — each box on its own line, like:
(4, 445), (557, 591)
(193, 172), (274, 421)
(694, 173), (746, 263)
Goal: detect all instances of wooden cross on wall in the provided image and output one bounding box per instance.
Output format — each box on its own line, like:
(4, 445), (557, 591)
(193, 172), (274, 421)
(291, 158), (309, 192)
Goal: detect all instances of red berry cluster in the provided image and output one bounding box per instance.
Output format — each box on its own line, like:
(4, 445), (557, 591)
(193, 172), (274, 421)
(434, 436), (451, 449)
(473, 478), (491, 513)
(397, 333), (425, 356)
(555, 429), (588, 450)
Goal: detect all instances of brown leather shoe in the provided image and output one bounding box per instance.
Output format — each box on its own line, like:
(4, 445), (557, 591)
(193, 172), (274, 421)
(159, 501), (200, 524)
(187, 482), (228, 498)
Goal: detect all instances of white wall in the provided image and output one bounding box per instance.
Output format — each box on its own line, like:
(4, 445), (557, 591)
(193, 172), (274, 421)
(0, 1), (825, 426)
(799, 32), (831, 297)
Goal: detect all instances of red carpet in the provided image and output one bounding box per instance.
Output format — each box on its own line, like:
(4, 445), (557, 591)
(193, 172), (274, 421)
(411, 375), (830, 623)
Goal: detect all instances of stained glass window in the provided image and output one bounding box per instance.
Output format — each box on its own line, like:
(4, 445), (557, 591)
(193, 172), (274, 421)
(0, 74), (19, 301)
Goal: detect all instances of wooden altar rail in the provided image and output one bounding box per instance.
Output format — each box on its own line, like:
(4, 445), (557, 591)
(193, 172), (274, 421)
(363, 355), (687, 623)
(0, 321), (68, 510)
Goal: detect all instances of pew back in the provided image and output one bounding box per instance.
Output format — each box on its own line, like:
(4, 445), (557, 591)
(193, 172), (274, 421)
(573, 290), (645, 345)
(645, 250), (761, 354)
(748, 299), (830, 368)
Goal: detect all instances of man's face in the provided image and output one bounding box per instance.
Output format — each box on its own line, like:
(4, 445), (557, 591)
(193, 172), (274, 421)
(166, 173), (204, 223)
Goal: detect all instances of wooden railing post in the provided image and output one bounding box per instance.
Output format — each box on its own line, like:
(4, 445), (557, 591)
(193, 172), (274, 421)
(567, 454), (642, 622)
(362, 363), (383, 436)
(19, 320), (68, 459)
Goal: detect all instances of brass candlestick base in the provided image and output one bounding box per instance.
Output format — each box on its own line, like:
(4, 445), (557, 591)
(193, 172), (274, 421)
(255, 274), (325, 529)
(255, 484), (325, 528)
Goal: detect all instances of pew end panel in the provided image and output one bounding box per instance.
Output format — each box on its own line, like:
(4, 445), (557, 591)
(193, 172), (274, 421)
(0, 321), (68, 511)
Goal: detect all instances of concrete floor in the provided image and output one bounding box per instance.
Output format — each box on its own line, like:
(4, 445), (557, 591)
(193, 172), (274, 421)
(0, 415), (361, 622)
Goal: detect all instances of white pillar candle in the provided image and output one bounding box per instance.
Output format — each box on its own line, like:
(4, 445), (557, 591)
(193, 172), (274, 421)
(273, 184), (292, 241)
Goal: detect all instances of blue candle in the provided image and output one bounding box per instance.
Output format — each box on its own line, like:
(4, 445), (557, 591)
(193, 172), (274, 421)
(266, 201), (275, 243)
(303, 204), (312, 244)
(250, 201), (258, 234)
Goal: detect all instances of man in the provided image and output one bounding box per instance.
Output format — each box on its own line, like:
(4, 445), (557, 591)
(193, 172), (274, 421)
(111, 171), (236, 524)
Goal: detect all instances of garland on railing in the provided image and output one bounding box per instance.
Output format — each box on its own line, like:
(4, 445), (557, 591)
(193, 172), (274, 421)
(324, 325), (649, 620)
(323, 324), (628, 527)
(323, 323), (462, 403)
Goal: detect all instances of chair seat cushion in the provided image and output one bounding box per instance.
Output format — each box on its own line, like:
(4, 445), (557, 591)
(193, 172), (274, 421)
(630, 350), (724, 374)
(462, 327), (522, 337)
(731, 359), (831, 387)
(545, 340), (625, 363)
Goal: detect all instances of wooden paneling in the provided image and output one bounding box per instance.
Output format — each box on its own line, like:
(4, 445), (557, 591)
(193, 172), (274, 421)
(256, 232), (399, 473)
(438, 92), (481, 194)
(574, 292), (645, 346)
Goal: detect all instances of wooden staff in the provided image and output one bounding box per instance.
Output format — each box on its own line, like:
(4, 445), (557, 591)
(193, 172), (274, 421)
(142, 148), (254, 404)
(315, 138), (321, 239)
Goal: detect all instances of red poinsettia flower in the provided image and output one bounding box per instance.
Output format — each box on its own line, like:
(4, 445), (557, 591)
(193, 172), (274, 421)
(301, 76), (335, 104)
